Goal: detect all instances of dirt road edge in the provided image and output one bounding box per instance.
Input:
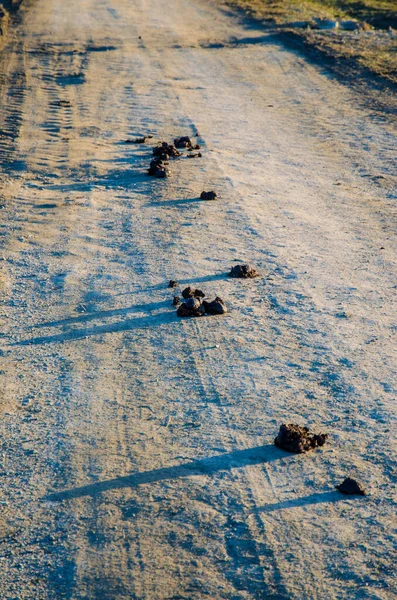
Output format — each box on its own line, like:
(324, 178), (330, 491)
(220, 0), (397, 114)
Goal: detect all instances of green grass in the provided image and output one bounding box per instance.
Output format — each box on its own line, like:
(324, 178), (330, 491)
(299, 0), (397, 28)
(236, 0), (397, 27)
(229, 0), (397, 83)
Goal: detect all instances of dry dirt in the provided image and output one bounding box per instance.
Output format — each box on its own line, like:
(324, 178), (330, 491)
(0, 0), (396, 598)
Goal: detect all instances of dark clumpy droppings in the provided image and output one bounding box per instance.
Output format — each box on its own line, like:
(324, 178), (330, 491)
(336, 477), (366, 496)
(174, 136), (201, 150)
(172, 296), (181, 306)
(203, 297), (228, 315)
(174, 136), (192, 148)
(168, 280), (178, 288)
(148, 142), (181, 178)
(274, 423), (328, 454)
(152, 142), (181, 159)
(229, 264), (260, 278)
(147, 158), (169, 178)
(200, 190), (217, 201)
(177, 297), (204, 318)
(181, 286), (205, 300)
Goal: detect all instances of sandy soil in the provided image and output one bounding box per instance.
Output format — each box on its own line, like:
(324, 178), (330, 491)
(0, 0), (396, 598)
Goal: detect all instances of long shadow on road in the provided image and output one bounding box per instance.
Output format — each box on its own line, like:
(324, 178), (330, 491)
(25, 168), (150, 192)
(255, 490), (356, 513)
(145, 197), (201, 208)
(28, 275), (230, 331)
(14, 310), (177, 345)
(47, 444), (284, 501)
(32, 299), (170, 329)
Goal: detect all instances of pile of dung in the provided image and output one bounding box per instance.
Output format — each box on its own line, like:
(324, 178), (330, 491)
(274, 424), (328, 453)
(229, 264), (260, 278)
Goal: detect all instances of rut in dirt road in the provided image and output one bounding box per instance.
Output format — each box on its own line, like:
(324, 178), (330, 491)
(0, 0), (396, 598)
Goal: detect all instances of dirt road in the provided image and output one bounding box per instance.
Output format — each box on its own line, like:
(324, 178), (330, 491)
(0, 0), (396, 598)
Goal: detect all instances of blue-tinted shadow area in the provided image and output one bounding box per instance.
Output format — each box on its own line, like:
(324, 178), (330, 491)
(47, 444), (285, 500)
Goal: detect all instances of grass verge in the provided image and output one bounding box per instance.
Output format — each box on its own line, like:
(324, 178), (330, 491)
(224, 0), (397, 85)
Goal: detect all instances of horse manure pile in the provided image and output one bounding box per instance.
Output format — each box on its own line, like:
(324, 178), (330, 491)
(148, 142), (181, 178)
(174, 136), (200, 150)
(181, 286), (205, 299)
(229, 264), (260, 278)
(173, 287), (228, 318)
(274, 423), (328, 453)
(202, 297), (228, 315)
(147, 135), (202, 178)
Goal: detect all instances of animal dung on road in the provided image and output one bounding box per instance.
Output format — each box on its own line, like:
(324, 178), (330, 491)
(168, 280), (178, 288)
(202, 297), (228, 315)
(153, 141), (181, 159)
(336, 477), (366, 496)
(148, 141), (182, 178)
(185, 297), (202, 310)
(177, 292), (228, 317)
(172, 296), (181, 306)
(148, 138), (202, 178)
(274, 423), (328, 453)
(174, 136), (192, 148)
(174, 136), (200, 150)
(229, 264), (260, 278)
(148, 158), (170, 178)
(200, 191), (217, 201)
(181, 286), (205, 299)
(177, 296), (205, 318)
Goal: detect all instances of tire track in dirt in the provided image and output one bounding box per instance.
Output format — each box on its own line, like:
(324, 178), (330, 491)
(180, 318), (334, 599)
(187, 325), (291, 599)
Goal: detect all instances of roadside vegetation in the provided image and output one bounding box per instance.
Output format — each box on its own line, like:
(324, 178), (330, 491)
(227, 0), (397, 83)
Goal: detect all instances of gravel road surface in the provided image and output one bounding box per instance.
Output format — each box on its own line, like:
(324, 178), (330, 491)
(1, 0), (396, 598)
